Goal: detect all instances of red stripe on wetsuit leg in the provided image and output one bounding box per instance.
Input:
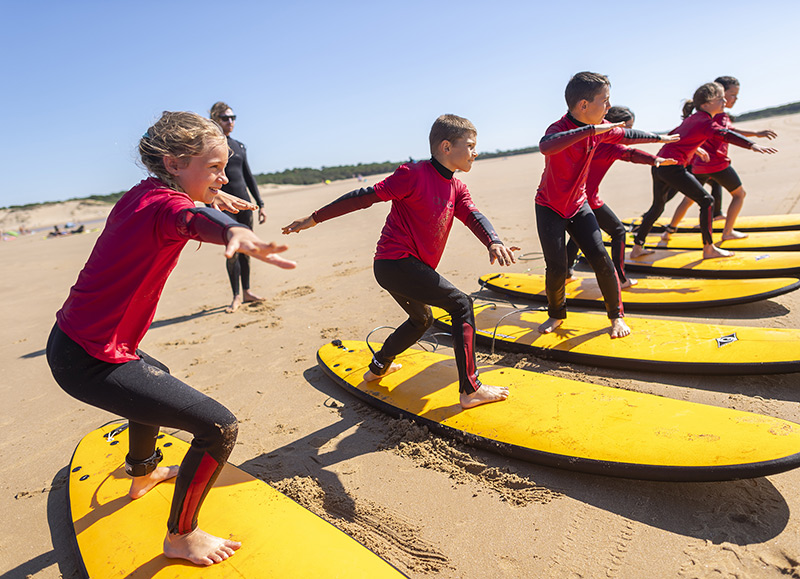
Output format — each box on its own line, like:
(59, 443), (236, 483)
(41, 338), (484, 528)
(461, 322), (480, 393)
(616, 237), (627, 282)
(177, 452), (220, 534)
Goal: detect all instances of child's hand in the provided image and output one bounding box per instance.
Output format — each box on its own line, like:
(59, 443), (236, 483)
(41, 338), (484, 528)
(211, 191), (257, 214)
(694, 148), (710, 163)
(752, 144), (778, 154)
(655, 157), (678, 167)
(659, 134), (680, 143)
(489, 243), (520, 267)
(282, 215), (317, 234)
(225, 228), (297, 269)
(757, 129), (777, 140)
(594, 121), (625, 134)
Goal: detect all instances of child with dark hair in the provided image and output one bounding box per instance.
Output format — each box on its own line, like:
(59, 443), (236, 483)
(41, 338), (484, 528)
(631, 82), (777, 259)
(46, 111), (296, 566)
(565, 106), (678, 288)
(663, 76), (778, 240)
(283, 114), (518, 409)
(536, 72), (674, 337)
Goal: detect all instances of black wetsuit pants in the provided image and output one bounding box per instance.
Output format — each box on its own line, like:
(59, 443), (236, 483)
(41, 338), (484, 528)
(536, 202), (623, 320)
(46, 324), (237, 535)
(370, 257), (480, 394)
(225, 209), (253, 296)
(635, 165), (714, 247)
(566, 203), (629, 284)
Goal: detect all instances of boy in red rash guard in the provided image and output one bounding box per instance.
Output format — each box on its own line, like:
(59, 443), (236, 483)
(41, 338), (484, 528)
(565, 106), (678, 288)
(665, 76), (778, 240)
(631, 81), (777, 260)
(283, 114), (518, 410)
(535, 72), (676, 338)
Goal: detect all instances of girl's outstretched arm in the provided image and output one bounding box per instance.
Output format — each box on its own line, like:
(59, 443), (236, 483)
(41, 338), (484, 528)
(210, 191), (257, 213)
(225, 228), (297, 269)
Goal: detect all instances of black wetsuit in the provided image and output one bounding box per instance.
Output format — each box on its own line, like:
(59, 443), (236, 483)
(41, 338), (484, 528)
(222, 136), (264, 296)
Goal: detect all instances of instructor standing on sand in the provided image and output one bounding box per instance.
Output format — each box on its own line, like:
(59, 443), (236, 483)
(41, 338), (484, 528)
(210, 102), (268, 313)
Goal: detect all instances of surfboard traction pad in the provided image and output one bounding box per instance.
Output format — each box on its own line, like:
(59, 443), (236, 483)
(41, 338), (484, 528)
(431, 303), (800, 375)
(318, 340), (800, 483)
(478, 272), (800, 311)
(67, 421), (408, 578)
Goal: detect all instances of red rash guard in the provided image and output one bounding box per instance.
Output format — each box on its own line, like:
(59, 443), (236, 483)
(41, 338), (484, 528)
(56, 178), (247, 363)
(658, 110), (754, 167)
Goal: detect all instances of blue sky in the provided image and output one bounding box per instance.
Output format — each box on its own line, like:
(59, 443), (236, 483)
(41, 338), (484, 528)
(3, 0), (798, 207)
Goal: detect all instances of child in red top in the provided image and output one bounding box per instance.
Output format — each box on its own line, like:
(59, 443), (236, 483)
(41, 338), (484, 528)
(664, 76), (778, 240)
(283, 114), (517, 409)
(535, 72), (675, 338)
(631, 82), (776, 259)
(47, 112), (296, 566)
(565, 106), (678, 288)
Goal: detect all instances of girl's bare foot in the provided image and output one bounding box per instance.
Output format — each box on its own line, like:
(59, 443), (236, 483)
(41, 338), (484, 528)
(225, 294), (242, 314)
(703, 245), (734, 259)
(243, 290), (263, 303)
(610, 318), (630, 339)
(460, 384), (509, 409)
(128, 465), (180, 500)
(363, 362), (402, 382)
(660, 231), (672, 243)
(629, 245), (653, 258)
(620, 278), (638, 289)
(164, 528), (241, 566)
(538, 317), (563, 334)
(713, 214), (727, 222)
(721, 230), (748, 241)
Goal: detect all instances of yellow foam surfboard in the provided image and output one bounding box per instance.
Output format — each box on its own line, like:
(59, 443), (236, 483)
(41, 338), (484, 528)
(318, 340), (800, 481)
(68, 422), (407, 578)
(431, 303), (800, 375)
(622, 249), (800, 278)
(623, 214), (800, 233)
(478, 272), (800, 310)
(608, 231), (800, 252)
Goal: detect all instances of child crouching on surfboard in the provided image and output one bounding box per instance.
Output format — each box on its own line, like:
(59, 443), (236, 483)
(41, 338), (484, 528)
(46, 111), (296, 566)
(283, 114), (518, 409)
(662, 76), (778, 241)
(535, 71), (674, 339)
(565, 105), (679, 289)
(630, 81), (777, 260)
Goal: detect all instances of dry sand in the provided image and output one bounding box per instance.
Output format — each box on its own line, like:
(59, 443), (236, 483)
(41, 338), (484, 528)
(2, 113), (800, 578)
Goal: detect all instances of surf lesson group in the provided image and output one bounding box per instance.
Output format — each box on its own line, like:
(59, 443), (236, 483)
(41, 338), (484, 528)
(48, 69), (790, 572)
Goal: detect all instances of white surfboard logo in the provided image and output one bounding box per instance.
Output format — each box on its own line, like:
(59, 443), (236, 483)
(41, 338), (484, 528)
(716, 333), (738, 347)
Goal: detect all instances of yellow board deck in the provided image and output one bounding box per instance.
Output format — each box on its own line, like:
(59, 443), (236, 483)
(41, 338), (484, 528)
(622, 248), (800, 278)
(623, 214), (800, 233)
(608, 231), (800, 252)
(68, 422), (406, 578)
(431, 303), (800, 374)
(478, 272), (800, 310)
(317, 340), (800, 481)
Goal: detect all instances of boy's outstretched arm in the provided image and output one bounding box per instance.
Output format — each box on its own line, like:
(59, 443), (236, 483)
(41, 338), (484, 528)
(226, 227), (297, 269)
(489, 243), (519, 266)
(283, 187), (382, 235)
(282, 215), (317, 234)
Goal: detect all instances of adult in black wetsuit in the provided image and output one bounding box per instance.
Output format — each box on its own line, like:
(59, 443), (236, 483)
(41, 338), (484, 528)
(210, 102), (268, 313)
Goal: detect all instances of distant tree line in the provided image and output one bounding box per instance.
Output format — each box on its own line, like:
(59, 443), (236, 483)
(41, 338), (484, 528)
(733, 101), (800, 122)
(4, 101), (797, 210)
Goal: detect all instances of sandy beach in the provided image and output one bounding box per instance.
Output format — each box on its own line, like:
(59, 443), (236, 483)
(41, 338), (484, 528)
(3, 112), (800, 578)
